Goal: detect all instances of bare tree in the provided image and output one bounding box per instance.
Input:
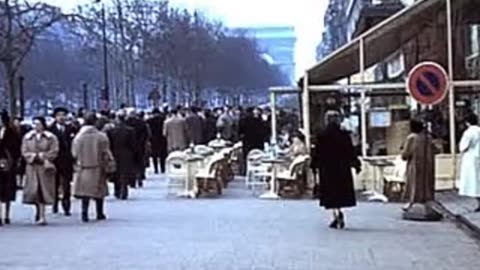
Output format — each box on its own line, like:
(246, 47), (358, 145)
(0, 0), (63, 115)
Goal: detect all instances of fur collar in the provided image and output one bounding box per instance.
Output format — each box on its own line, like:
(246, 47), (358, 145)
(24, 130), (55, 140)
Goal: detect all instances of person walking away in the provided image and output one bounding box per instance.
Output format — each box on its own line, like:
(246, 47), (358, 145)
(49, 107), (75, 216)
(459, 113), (480, 212)
(72, 113), (114, 222)
(202, 110), (217, 144)
(21, 117), (59, 225)
(312, 111), (361, 229)
(147, 109), (167, 174)
(217, 107), (233, 141)
(126, 109), (149, 188)
(231, 107), (242, 142)
(185, 107), (204, 145)
(163, 109), (188, 153)
(107, 111), (137, 199)
(0, 111), (21, 225)
(401, 119), (435, 211)
(239, 108), (266, 175)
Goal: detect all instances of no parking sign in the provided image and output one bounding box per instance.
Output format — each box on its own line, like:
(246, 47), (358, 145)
(407, 62), (449, 106)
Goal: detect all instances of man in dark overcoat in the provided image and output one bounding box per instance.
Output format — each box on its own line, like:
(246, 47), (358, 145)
(49, 107), (76, 216)
(147, 109), (167, 174)
(185, 107), (204, 145)
(106, 111), (137, 199)
(126, 110), (149, 188)
(239, 108), (267, 175)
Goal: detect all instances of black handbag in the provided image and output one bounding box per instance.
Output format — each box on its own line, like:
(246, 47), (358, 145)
(0, 158), (10, 172)
(0, 151), (12, 172)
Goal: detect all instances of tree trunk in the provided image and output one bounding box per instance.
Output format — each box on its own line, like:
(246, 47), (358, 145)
(4, 61), (18, 116)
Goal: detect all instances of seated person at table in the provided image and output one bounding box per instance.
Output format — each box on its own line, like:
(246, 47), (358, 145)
(286, 133), (307, 158)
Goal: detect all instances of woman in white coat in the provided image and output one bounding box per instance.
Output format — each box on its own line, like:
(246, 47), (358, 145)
(459, 113), (480, 212)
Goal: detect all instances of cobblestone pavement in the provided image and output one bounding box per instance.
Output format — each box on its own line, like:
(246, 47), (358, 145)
(0, 174), (479, 270)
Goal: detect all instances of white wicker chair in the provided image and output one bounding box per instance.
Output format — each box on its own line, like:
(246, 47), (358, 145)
(166, 151), (188, 196)
(195, 153), (225, 196)
(277, 155), (310, 180)
(194, 145), (214, 155)
(245, 149), (270, 190)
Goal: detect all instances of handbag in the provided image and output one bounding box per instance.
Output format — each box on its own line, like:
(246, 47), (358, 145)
(0, 151), (12, 172)
(0, 158), (10, 172)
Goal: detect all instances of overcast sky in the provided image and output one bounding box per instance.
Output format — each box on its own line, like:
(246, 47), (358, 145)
(44, 0), (327, 78)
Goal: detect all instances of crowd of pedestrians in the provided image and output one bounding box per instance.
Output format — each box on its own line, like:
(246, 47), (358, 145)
(0, 105), (299, 226)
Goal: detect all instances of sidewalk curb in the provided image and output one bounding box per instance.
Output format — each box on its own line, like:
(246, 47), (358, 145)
(434, 201), (480, 241)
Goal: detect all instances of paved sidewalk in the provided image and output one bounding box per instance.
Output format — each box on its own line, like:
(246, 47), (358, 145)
(436, 191), (480, 237)
(0, 175), (479, 270)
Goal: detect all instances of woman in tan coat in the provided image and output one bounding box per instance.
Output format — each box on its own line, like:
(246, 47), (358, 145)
(22, 117), (59, 225)
(401, 119), (435, 211)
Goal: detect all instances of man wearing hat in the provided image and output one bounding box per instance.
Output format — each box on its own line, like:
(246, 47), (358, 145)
(49, 107), (76, 216)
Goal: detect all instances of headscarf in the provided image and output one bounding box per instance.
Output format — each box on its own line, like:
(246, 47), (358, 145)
(324, 110), (341, 127)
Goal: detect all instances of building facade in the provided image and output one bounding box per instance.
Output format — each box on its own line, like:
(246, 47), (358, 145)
(317, 0), (406, 61)
(316, 0), (350, 61)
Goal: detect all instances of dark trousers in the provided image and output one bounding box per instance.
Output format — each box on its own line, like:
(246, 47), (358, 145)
(53, 173), (71, 214)
(114, 176), (131, 200)
(151, 155), (166, 174)
(81, 197), (104, 217)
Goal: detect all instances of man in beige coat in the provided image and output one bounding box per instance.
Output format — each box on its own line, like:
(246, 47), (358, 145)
(163, 109), (189, 153)
(72, 113), (114, 222)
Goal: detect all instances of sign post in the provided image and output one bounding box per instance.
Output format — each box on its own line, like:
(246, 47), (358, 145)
(404, 62), (448, 221)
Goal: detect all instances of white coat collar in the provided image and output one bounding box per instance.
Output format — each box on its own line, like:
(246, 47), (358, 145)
(25, 130), (55, 140)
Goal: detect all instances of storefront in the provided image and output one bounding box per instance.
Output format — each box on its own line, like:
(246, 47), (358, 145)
(270, 0), (480, 190)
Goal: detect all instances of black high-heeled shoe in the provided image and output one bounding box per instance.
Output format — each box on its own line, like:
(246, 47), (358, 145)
(329, 217), (339, 229)
(338, 212), (345, 229)
(4, 218), (10, 225)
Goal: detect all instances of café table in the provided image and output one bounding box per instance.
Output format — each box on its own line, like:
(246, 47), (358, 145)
(259, 157), (286, 200)
(362, 157), (395, 202)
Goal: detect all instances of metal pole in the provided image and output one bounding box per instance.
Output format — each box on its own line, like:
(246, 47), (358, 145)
(359, 38), (368, 158)
(270, 91), (277, 143)
(101, 2), (110, 110)
(446, 0), (456, 188)
(18, 76), (25, 118)
(83, 83), (89, 110)
(302, 72), (311, 151)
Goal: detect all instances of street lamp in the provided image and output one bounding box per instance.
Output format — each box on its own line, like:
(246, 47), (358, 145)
(94, 0), (109, 110)
(83, 83), (89, 110)
(18, 76), (25, 118)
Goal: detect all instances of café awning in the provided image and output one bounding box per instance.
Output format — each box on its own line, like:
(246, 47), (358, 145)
(305, 0), (445, 85)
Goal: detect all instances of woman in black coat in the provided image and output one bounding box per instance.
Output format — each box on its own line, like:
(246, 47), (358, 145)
(312, 111), (361, 229)
(0, 111), (21, 225)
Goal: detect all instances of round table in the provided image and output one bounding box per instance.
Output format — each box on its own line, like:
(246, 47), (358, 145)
(259, 157), (285, 200)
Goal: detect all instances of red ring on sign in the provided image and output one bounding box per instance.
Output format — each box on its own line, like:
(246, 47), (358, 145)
(407, 62), (449, 106)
